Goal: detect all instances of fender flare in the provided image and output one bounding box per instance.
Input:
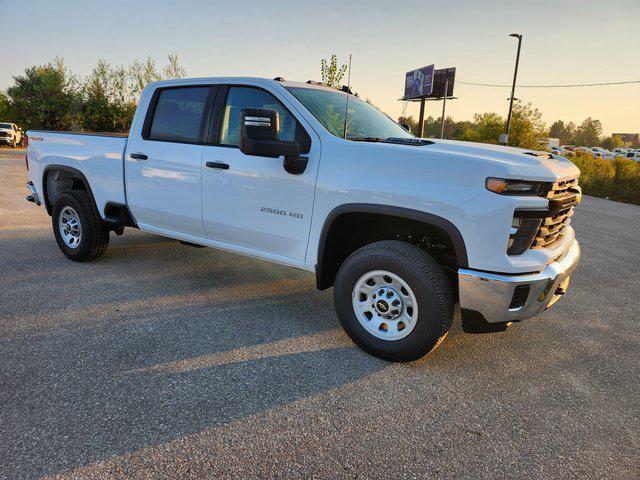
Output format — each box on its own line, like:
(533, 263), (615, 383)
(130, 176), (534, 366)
(315, 203), (469, 289)
(42, 165), (97, 216)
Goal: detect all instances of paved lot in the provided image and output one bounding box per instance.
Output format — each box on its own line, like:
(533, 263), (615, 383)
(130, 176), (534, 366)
(1, 149), (638, 479)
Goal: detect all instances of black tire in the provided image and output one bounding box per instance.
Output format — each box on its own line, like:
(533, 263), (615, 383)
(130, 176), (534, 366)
(334, 240), (454, 362)
(52, 190), (110, 262)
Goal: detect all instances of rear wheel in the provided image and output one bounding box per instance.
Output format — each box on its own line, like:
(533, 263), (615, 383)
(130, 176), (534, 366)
(334, 240), (454, 362)
(52, 190), (109, 261)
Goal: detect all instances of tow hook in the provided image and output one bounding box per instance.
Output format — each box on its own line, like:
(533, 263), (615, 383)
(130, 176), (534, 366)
(554, 278), (570, 296)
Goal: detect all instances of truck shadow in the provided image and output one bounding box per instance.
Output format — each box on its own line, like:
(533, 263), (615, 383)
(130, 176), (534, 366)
(0, 228), (511, 479)
(1, 231), (394, 479)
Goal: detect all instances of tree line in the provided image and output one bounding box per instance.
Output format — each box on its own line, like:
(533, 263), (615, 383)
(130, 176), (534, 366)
(399, 109), (628, 150)
(2, 53), (631, 151)
(0, 54), (186, 133)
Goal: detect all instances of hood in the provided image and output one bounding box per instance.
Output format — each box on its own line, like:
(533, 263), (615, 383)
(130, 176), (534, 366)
(425, 139), (580, 182)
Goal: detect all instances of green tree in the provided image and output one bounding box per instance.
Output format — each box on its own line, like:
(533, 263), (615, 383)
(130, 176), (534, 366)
(470, 112), (505, 144)
(6, 57), (81, 130)
(320, 54), (347, 88)
(163, 53), (187, 80)
(548, 120), (575, 145)
(81, 60), (119, 132)
(128, 56), (163, 98)
(600, 136), (622, 150)
(0, 91), (9, 120)
(573, 117), (603, 146)
(397, 115), (417, 134)
(508, 101), (546, 149)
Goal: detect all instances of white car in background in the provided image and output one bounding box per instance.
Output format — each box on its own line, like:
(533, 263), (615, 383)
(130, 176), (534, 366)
(0, 122), (23, 147)
(613, 148), (627, 157)
(550, 146), (566, 156)
(590, 147), (614, 159)
(626, 151), (640, 161)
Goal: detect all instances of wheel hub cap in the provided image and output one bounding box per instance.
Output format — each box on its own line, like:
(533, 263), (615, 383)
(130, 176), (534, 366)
(58, 207), (82, 249)
(352, 270), (418, 341)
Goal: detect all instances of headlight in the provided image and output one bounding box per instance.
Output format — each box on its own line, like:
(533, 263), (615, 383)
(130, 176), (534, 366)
(486, 178), (549, 196)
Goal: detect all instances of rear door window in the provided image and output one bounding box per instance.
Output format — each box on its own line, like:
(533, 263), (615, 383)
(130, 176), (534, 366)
(148, 87), (210, 143)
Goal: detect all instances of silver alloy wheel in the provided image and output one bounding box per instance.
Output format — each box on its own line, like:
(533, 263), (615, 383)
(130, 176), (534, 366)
(352, 270), (419, 341)
(58, 206), (82, 249)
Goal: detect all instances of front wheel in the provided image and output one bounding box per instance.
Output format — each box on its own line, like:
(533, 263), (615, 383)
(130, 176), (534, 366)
(52, 190), (110, 262)
(334, 240), (454, 362)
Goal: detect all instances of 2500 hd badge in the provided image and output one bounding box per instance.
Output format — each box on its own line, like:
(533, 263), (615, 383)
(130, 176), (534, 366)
(260, 206), (303, 219)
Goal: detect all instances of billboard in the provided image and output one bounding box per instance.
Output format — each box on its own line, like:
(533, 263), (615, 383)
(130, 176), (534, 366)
(431, 67), (456, 98)
(404, 64), (435, 100)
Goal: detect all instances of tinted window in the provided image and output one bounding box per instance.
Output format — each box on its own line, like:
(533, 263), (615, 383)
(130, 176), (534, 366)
(148, 87), (210, 143)
(219, 87), (308, 151)
(0, 123), (11, 129)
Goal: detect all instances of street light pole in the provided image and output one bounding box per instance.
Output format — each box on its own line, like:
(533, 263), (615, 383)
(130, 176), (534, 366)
(503, 33), (522, 146)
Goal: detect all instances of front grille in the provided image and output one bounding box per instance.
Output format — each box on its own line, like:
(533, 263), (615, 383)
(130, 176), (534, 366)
(0, 132), (10, 138)
(531, 178), (579, 249)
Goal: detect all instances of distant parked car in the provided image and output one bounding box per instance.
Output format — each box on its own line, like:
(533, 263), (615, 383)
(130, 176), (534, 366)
(0, 122), (22, 148)
(626, 151), (640, 161)
(613, 148), (627, 157)
(590, 147), (614, 159)
(550, 146), (566, 156)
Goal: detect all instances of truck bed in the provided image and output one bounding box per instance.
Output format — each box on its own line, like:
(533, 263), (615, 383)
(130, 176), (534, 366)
(27, 131), (129, 217)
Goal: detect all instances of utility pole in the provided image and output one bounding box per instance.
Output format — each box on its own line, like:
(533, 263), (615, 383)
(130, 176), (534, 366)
(440, 77), (449, 139)
(418, 97), (426, 137)
(503, 33), (522, 146)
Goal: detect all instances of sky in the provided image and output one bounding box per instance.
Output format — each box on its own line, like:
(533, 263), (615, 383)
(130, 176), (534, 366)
(1, 0), (638, 135)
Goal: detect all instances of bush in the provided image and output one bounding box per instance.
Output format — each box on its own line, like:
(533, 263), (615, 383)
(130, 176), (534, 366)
(570, 151), (640, 205)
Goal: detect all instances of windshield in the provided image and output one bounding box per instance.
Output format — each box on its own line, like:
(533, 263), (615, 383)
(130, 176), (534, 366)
(0, 123), (11, 129)
(286, 87), (413, 141)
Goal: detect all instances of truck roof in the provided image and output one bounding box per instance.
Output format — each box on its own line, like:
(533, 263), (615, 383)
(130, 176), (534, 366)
(147, 77), (343, 93)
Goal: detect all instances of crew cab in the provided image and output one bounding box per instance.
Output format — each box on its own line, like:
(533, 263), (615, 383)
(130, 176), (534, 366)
(0, 122), (22, 147)
(25, 77), (582, 361)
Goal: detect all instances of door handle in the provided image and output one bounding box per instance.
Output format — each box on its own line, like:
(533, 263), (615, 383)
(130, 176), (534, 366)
(206, 161), (229, 170)
(130, 153), (148, 160)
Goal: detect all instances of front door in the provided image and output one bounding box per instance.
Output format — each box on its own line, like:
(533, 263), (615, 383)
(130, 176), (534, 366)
(201, 85), (320, 264)
(126, 85), (215, 237)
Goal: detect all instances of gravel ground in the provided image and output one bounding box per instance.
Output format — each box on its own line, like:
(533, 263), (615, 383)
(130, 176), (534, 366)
(1, 151), (638, 479)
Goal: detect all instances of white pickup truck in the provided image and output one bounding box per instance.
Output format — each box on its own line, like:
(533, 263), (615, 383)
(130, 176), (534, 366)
(25, 77), (581, 361)
(1, 122), (23, 147)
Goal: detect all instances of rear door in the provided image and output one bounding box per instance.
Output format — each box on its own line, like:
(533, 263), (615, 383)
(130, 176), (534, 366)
(200, 85), (320, 264)
(125, 85), (216, 237)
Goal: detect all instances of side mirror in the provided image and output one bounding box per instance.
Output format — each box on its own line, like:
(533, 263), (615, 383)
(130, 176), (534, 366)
(400, 123), (411, 132)
(239, 108), (297, 158)
(238, 108), (308, 174)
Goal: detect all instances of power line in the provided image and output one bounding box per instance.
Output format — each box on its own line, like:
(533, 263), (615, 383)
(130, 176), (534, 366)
(457, 80), (640, 88)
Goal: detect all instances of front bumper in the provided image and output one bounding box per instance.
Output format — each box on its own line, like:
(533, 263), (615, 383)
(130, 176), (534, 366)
(458, 240), (580, 325)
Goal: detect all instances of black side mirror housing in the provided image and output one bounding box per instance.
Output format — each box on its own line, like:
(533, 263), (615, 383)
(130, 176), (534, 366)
(400, 123), (411, 132)
(238, 108), (308, 174)
(239, 108), (298, 158)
